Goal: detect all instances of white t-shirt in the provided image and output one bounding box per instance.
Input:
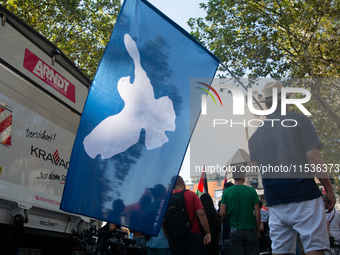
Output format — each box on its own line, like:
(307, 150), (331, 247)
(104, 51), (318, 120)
(326, 208), (340, 240)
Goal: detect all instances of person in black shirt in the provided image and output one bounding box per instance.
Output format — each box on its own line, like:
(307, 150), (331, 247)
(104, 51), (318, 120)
(200, 193), (221, 255)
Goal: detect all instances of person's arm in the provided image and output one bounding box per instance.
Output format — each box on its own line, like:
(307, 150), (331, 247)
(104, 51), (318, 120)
(260, 222), (264, 233)
(162, 220), (169, 240)
(196, 208), (211, 245)
(254, 203), (261, 238)
(219, 203), (227, 217)
(219, 190), (228, 217)
(306, 147), (335, 212)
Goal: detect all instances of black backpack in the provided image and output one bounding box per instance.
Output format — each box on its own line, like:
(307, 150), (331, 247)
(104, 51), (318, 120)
(163, 190), (195, 239)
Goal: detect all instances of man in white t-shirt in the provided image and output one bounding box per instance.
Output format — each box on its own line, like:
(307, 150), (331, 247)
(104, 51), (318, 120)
(327, 207), (340, 255)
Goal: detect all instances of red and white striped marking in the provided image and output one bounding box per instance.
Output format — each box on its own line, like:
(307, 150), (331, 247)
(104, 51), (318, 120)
(0, 106), (12, 145)
(53, 150), (60, 163)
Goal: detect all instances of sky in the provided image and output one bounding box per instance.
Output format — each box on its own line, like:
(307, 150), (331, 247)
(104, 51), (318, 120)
(146, 0), (207, 33)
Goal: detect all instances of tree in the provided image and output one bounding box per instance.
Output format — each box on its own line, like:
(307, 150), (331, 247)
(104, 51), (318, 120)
(1, 0), (121, 80)
(189, 0), (340, 163)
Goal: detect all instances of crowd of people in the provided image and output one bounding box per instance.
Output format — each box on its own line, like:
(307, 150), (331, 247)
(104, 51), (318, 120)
(104, 173), (339, 255)
(106, 174), (339, 255)
(104, 81), (339, 255)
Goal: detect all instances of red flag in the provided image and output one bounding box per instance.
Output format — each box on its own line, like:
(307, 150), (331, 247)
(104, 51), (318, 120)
(196, 166), (208, 197)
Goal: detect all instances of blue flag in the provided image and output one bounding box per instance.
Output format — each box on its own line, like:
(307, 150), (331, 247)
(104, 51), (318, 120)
(60, 0), (219, 236)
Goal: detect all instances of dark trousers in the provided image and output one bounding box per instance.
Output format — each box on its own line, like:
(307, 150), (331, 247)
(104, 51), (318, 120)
(223, 238), (233, 255)
(230, 229), (258, 255)
(168, 231), (207, 255)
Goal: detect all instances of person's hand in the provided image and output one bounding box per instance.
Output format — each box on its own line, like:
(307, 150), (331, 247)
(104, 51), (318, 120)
(204, 233), (211, 245)
(325, 190), (336, 212)
(257, 231), (261, 239)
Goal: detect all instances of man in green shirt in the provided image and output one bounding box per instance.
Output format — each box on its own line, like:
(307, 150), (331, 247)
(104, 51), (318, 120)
(220, 168), (261, 255)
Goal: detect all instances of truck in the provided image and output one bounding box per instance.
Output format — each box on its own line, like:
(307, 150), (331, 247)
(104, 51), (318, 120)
(0, 5), (97, 254)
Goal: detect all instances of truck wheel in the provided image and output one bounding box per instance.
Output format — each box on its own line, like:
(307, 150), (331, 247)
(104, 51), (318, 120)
(13, 214), (24, 225)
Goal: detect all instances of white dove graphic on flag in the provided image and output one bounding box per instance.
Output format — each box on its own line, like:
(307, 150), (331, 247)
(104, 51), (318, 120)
(83, 34), (176, 159)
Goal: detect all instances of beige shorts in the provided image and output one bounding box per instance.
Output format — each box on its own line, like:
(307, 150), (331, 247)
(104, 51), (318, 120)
(269, 196), (330, 254)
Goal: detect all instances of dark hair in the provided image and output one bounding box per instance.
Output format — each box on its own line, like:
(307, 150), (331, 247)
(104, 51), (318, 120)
(200, 193), (220, 236)
(223, 182), (234, 190)
(171, 175), (183, 187)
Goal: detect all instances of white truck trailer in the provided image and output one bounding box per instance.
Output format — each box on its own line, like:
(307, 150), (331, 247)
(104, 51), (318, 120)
(0, 5), (97, 254)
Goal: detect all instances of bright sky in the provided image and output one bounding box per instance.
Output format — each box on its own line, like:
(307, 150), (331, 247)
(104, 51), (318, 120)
(147, 0), (207, 33)
(119, 0), (207, 33)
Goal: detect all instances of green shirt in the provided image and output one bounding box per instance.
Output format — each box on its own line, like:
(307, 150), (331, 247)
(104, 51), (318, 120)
(221, 185), (260, 229)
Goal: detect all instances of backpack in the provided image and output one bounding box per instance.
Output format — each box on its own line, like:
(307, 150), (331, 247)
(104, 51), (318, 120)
(163, 190), (195, 239)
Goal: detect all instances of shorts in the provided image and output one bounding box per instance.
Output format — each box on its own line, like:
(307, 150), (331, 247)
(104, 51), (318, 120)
(269, 196), (330, 254)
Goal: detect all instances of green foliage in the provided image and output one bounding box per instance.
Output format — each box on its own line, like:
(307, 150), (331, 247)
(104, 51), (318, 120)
(190, 0), (340, 79)
(189, 0), (340, 164)
(1, 0), (121, 80)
